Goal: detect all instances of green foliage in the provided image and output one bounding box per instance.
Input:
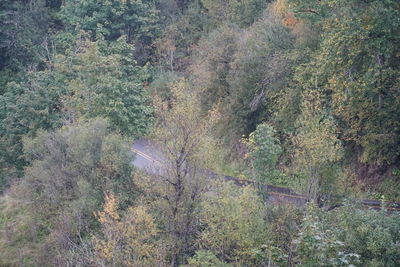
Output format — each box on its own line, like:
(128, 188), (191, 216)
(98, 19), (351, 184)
(155, 1), (211, 72)
(288, 0), (331, 23)
(0, 119), (137, 265)
(292, 203), (400, 267)
(137, 79), (220, 265)
(0, 36), (153, 186)
(191, 24), (240, 112)
(60, 0), (160, 44)
(24, 119), (136, 207)
(0, 0), (51, 79)
(294, 205), (360, 267)
(293, 90), (343, 201)
(201, 0), (267, 27)
(153, 79), (219, 169)
(63, 37), (154, 136)
(244, 123), (289, 198)
(190, 8), (299, 145)
(60, 0), (161, 64)
(292, 0), (400, 166)
(333, 204), (400, 267)
(264, 204), (304, 266)
(377, 178), (400, 201)
(1, 0), (400, 265)
(187, 250), (231, 267)
(294, 91), (343, 168)
(227, 11), (295, 137)
(149, 71), (181, 100)
(0, 70), (66, 188)
(199, 181), (268, 265)
(245, 123), (282, 181)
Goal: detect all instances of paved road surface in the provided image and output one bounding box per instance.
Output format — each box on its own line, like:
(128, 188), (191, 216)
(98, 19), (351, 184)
(132, 138), (164, 170)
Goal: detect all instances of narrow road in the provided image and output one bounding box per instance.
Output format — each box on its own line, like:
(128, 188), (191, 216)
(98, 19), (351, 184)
(131, 139), (400, 212)
(132, 138), (164, 171)
(131, 138), (306, 205)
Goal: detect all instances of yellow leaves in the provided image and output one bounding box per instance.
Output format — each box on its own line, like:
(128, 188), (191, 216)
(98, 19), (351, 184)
(199, 181), (267, 264)
(123, 205), (160, 259)
(96, 192), (120, 224)
(93, 193), (162, 266)
(93, 237), (116, 263)
(271, 0), (291, 18)
(153, 78), (218, 169)
(294, 90), (343, 168)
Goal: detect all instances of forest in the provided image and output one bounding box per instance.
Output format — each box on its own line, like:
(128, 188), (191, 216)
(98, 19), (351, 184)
(0, 0), (400, 266)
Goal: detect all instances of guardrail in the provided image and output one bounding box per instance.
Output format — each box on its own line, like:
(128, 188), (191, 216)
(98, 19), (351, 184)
(223, 174), (400, 212)
(132, 147), (400, 212)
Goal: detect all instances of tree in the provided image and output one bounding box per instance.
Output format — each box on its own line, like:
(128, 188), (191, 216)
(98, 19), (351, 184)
(333, 203), (400, 267)
(201, 0), (267, 27)
(155, 1), (211, 72)
(63, 37), (154, 136)
(0, 35), (153, 187)
(0, 119), (137, 265)
(93, 193), (164, 266)
(135, 79), (218, 266)
(189, 8), (299, 147)
(60, 0), (159, 43)
(198, 181), (268, 265)
(264, 203), (303, 267)
(0, 0), (52, 88)
(244, 123), (283, 197)
(191, 24), (240, 112)
(293, 90), (343, 203)
(0, 70), (66, 189)
(290, 0), (400, 167)
(227, 11), (295, 137)
(187, 250), (231, 267)
(293, 205), (360, 267)
(294, 203), (400, 267)
(60, 0), (160, 63)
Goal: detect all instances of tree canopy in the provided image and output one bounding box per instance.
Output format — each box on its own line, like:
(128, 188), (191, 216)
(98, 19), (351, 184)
(1, 0), (400, 266)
